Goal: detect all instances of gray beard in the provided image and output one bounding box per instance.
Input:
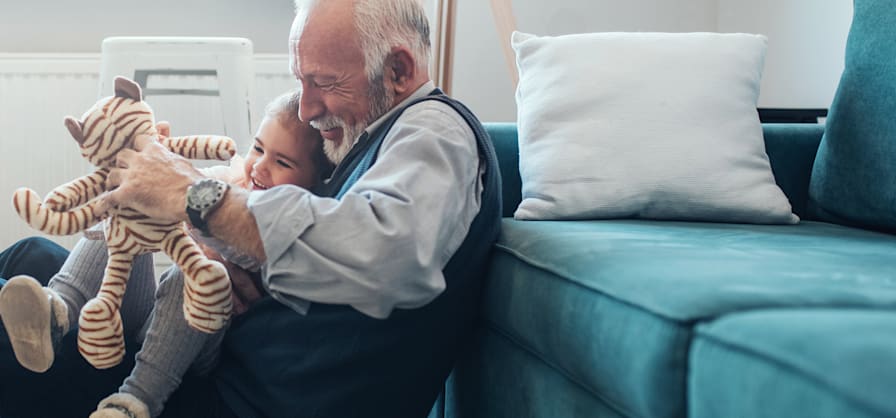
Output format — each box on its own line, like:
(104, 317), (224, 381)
(323, 122), (363, 165)
(322, 75), (395, 166)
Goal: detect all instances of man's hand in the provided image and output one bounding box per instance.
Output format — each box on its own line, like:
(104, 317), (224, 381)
(99, 134), (203, 222)
(228, 262), (265, 315)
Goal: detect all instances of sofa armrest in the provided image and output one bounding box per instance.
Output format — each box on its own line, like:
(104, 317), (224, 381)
(484, 122), (825, 220)
(761, 123), (825, 220)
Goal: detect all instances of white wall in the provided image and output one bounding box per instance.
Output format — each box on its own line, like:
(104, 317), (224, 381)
(717, 0), (853, 109)
(0, 0), (295, 53)
(0, 1), (851, 119)
(452, 0), (720, 122)
(1, 1), (852, 118)
(451, 0), (853, 121)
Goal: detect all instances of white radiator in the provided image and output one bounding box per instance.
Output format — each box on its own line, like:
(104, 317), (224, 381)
(0, 53), (296, 255)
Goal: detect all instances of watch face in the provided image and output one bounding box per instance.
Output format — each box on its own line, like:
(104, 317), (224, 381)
(188, 179), (224, 209)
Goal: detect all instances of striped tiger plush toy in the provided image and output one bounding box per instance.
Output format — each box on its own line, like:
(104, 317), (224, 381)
(11, 76), (235, 369)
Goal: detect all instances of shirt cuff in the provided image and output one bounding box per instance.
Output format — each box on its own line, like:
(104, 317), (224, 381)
(247, 186), (316, 314)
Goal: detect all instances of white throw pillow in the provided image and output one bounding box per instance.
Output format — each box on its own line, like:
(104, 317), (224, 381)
(512, 31), (799, 224)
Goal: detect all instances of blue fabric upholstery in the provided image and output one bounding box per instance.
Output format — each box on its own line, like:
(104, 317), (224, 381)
(446, 328), (627, 418)
(441, 2), (895, 414)
(691, 310), (896, 418)
(464, 219), (896, 418)
(809, 0), (896, 232)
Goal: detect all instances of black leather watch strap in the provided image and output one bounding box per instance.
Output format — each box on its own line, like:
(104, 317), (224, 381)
(186, 206), (208, 234)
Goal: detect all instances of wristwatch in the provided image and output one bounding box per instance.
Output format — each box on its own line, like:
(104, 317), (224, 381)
(185, 178), (230, 236)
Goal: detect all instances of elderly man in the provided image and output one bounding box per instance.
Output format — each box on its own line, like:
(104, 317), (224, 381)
(0, 0), (501, 417)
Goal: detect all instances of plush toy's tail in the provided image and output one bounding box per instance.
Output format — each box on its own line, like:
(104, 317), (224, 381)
(12, 187), (102, 235)
(163, 135), (236, 160)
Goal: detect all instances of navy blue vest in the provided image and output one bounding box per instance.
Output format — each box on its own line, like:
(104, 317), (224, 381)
(214, 90), (502, 418)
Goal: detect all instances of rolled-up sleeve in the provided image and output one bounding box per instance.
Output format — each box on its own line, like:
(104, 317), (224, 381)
(247, 101), (481, 319)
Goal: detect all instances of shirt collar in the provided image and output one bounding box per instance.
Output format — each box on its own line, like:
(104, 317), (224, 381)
(363, 81), (437, 137)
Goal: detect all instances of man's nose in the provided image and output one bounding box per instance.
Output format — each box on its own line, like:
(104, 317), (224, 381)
(299, 86), (324, 123)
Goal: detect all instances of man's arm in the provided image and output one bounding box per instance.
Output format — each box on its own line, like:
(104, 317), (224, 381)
(101, 137), (266, 262)
(251, 101), (482, 318)
(102, 101), (481, 319)
(204, 188), (266, 263)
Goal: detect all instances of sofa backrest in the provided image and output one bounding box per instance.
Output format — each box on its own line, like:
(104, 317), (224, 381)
(484, 123), (523, 218)
(484, 122), (825, 220)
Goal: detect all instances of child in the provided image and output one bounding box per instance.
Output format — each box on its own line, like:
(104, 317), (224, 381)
(0, 89), (333, 418)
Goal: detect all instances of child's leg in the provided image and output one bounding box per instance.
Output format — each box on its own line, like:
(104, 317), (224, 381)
(96, 267), (226, 418)
(50, 236), (157, 336)
(0, 236), (157, 372)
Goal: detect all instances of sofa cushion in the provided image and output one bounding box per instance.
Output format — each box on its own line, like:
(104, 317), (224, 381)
(690, 309), (896, 418)
(808, 0), (896, 232)
(484, 219), (896, 418)
(484, 123), (825, 220)
(510, 31), (797, 224)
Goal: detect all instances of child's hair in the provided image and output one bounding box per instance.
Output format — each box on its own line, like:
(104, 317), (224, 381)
(264, 89), (335, 183)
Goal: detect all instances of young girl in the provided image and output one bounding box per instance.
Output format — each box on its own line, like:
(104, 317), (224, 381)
(0, 89), (333, 418)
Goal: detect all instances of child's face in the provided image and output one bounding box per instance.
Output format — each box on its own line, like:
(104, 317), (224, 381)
(244, 116), (318, 191)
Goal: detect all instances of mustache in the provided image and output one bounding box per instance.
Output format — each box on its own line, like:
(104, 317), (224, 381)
(310, 116), (344, 131)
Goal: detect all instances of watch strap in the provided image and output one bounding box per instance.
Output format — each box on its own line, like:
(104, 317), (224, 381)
(186, 178), (229, 236)
(187, 205), (208, 235)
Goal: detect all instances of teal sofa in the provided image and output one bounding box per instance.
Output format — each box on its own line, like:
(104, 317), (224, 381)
(440, 123), (896, 418)
(435, 1), (896, 416)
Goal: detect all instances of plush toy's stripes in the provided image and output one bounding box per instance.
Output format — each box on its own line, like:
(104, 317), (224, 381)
(78, 291), (126, 369)
(163, 135), (236, 160)
(167, 229), (232, 332)
(43, 169), (109, 212)
(12, 188), (102, 235)
(11, 77), (237, 370)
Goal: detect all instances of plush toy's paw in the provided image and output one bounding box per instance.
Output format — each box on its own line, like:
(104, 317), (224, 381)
(90, 393), (150, 418)
(0, 275), (69, 372)
(78, 297), (125, 369)
(183, 260), (232, 333)
(11, 188), (44, 230)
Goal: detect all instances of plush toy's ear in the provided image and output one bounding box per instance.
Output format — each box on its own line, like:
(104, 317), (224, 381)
(64, 116), (86, 145)
(113, 76), (143, 101)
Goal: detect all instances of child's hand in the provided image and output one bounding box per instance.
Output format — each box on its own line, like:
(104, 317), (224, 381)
(156, 121), (171, 139)
(228, 263), (264, 315)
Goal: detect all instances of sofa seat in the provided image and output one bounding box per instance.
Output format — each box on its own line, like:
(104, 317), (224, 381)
(690, 309), (896, 418)
(480, 219), (896, 418)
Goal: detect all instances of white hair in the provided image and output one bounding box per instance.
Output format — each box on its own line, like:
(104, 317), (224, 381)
(293, 0), (432, 83)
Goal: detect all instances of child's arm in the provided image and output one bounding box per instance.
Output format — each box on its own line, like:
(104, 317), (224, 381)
(199, 154), (249, 188)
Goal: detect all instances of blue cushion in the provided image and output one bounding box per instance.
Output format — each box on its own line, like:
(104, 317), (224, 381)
(483, 219), (896, 417)
(762, 124), (824, 219)
(690, 309), (896, 418)
(808, 0), (896, 232)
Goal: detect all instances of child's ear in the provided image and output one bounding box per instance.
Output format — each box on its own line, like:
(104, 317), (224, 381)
(64, 116), (85, 145)
(113, 76), (143, 101)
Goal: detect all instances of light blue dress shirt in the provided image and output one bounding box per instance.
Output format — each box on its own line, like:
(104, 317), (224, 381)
(245, 82), (483, 319)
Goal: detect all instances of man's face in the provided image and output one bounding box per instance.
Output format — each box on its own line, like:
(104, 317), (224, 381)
(290, 3), (384, 165)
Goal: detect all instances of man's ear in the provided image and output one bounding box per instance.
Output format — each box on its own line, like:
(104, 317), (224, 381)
(384, 46), (417, 96)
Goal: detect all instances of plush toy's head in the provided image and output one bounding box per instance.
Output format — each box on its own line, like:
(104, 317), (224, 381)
(63, 76), (158, 168)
